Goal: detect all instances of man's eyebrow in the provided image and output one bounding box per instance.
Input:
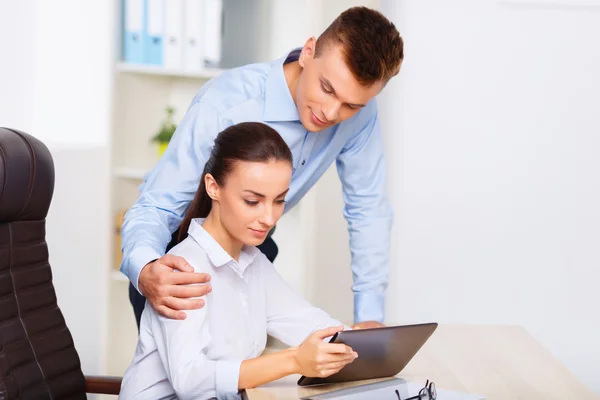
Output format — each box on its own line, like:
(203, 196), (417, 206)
(243, 189), (290, 197)
(321, 77), (366, 108)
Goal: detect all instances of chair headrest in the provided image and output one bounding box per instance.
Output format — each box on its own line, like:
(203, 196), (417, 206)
(0, 128), (55, 222)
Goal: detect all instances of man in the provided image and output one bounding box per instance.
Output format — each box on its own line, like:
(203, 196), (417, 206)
(121, 6), (403, 330)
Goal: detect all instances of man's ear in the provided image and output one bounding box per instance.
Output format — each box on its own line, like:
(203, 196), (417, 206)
(204, 173), (219, 201)
(298, 37), (317, 68)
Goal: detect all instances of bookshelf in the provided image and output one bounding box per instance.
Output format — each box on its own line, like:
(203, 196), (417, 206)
(116, 62), (225, 80)
(106, 0), (374, 379)
(113, 166), (147, 180)
(107, 63), (218, 374)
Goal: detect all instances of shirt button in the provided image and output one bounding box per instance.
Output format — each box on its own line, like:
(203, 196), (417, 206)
(301, 160), (306, 165)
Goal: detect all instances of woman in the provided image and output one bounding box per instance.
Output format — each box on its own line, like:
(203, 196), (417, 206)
(119, 122), (357, 400)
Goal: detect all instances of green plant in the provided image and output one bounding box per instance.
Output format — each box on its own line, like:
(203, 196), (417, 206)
(151, 106), (177, 144)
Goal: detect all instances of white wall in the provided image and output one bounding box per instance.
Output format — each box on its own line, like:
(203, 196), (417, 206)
(300, 0), (381, 326)
(0, 1), (35, 132)
(379, 0), (600, 393)
(0, 0), (115, 377)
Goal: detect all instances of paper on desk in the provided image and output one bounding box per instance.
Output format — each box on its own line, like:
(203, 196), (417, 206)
(301, 378), (486, 400)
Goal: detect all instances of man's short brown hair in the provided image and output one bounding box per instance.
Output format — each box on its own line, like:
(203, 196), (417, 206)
(315, 7), (403, 86)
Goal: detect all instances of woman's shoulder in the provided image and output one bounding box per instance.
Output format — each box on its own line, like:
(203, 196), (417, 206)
(250, 249), (277, 272)
(167, 237), (213, 274)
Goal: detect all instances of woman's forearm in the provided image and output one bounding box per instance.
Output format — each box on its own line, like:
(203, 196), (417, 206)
(238, 348), (299, 390)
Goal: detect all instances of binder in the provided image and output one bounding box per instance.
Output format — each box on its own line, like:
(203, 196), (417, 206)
(144, 0), (164, 65)
(203, 0), (223, 68)
(123, 0), (145, 63)
(183, 0), (204, 71)
(163, 0), (184, 69)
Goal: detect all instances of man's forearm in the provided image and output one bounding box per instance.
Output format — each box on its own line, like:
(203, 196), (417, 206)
(347, 210), (392, 323)
(122, 245), (161, 292)
(120, 208), (177, 291)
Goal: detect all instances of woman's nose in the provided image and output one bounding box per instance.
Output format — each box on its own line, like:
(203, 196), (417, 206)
(260, 206), (275, 227)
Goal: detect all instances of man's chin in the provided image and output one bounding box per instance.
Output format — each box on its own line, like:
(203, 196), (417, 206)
(301, 120), (325, 133)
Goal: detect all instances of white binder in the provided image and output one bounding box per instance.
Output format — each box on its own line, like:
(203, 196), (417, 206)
(144, 0), (165, 65)
(163, 0), (184, 69)
(183, 0), (204, 71)
(202, 0), (223, 68)
(122, 0), (145, 63)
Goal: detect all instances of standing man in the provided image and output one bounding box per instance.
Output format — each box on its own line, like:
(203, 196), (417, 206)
(121, 6), (403, 330)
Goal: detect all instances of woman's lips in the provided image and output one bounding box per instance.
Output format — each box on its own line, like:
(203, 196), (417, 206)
(249, 228), (268, 238)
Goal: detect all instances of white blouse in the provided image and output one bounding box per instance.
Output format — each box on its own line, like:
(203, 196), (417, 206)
(119, 219), (344, 400)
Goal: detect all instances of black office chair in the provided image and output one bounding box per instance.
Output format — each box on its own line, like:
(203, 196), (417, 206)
(0, 127), (121, 398)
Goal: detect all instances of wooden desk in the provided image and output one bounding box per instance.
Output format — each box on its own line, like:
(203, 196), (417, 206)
(245, 325), (598, 400)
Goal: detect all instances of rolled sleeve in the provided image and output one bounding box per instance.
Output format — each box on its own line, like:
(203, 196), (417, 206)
(215, 359), (243, 399)
(127, 245), (162, 292)
(354, 291), (385, 324)
(336, 104), (393, 324)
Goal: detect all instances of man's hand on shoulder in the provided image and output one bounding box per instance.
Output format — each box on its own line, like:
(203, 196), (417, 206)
(351, 320), (385, 330)
(138, 254), (212, 320)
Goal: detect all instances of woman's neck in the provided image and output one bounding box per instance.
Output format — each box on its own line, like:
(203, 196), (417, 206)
(201, 212), (243, 262)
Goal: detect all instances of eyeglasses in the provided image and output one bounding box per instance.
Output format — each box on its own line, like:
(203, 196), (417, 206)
(395, 380), (437, 400)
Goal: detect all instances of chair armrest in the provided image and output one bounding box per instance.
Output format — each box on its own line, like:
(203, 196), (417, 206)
(85, 375), (122, 395)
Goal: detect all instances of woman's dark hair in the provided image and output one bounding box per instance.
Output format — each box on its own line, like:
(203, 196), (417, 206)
(177, 122), (293, 243)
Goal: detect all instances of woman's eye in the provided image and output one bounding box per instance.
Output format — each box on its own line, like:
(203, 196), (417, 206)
(244, 199), (259, 206)
(276, 199), (286, 204)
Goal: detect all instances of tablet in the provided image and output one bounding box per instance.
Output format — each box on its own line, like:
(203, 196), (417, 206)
(297, 322), (438, 387)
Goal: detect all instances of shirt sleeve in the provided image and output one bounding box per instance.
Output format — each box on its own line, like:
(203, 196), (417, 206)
(149, 271), (242, 400)
(261, 255), (348, 346)
(119, 101), (226, 291)
(150, 307), (242, 399)
(336, 106), (393, 324)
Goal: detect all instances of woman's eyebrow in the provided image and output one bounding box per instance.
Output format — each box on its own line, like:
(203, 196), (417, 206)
(243, 190), (265, 198)
(242, 188), (290, 197)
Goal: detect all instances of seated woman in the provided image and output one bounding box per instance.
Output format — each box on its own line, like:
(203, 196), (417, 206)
(119, 122), (357, 400)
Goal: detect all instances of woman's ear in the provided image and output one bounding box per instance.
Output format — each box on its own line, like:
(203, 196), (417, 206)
(204, 173), (220, 201)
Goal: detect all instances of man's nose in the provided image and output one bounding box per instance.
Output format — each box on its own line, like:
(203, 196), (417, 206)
(323, 100), (341, 122)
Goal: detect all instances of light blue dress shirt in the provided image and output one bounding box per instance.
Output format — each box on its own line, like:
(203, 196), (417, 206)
(120, 49), (393, 323)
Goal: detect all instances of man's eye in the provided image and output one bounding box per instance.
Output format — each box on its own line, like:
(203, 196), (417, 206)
(321, 84), (333, 94)
(244, 200), (259, 206)
(276, 199), (286, 204)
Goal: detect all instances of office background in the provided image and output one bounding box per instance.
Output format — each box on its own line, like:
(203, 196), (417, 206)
(0, 0), (598, 397)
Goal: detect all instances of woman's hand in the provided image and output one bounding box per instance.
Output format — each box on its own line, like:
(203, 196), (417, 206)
(293, 326), (358, 378)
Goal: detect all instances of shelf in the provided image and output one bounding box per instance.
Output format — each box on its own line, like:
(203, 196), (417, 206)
(110, 270), (129, 282)
(114, 166), (147, 180)
(116, 62), (226, 80)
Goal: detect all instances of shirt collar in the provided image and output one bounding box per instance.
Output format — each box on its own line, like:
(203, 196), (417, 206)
(263, 48), (301, 122)
(187, 218), (259, 273)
